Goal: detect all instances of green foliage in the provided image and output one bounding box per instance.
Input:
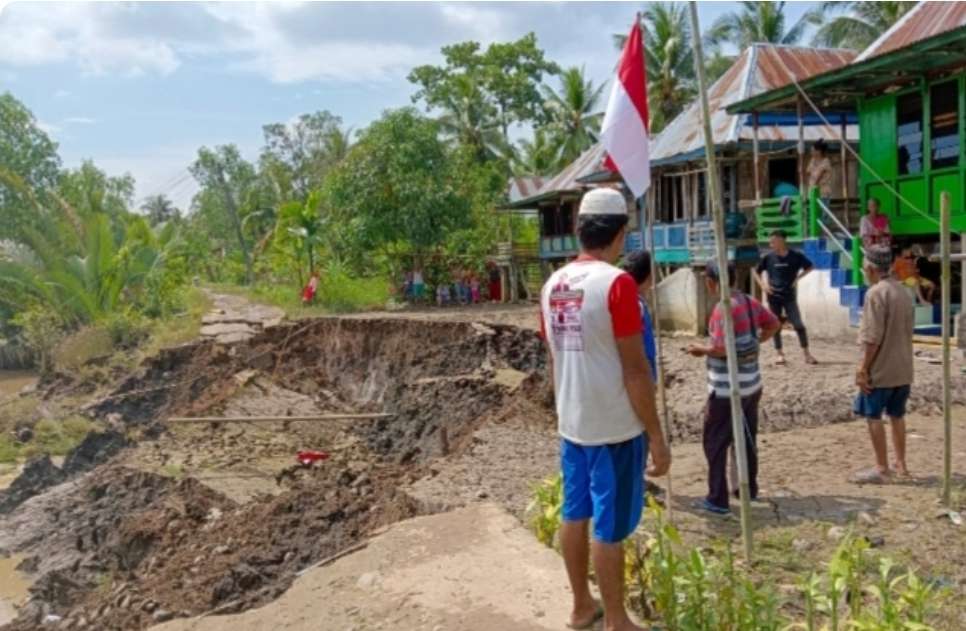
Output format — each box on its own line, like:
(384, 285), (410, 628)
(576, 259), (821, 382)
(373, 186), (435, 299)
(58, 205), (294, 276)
(0, 436), (19, 464)
(58, 159), (135, 221)
(706, 1), (810, 51)
(315, 266), (390, 313)
(53, 325), (114, 373)
(526, 473), (563, 548)
(10, 308), (65, 373)
(325, 108), (497, 268)
(274, 190), (327, 286)
(141, 194), (180, 226)
(621, 503), (947, 630)
(27, 416), (94, 457)
(806, 2), (916, 50)
(408, 33), (558, 158)
(0, 92), (61, 240)
(260, 110), (351, 200)
(540, 66), (605, 167)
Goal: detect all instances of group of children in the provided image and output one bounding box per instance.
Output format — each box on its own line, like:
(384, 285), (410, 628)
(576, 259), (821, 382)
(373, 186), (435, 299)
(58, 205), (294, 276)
(401, 268), (484, 306)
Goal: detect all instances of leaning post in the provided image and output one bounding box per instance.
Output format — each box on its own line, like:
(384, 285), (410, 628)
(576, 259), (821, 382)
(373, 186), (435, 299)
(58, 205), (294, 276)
(809, 185), (820, 239)
(688, 1), (754, 562)
(940, 192), (952, 506)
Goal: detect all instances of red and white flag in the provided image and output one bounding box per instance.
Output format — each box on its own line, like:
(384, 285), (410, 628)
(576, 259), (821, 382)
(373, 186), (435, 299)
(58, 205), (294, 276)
(601, 19), (651, 199)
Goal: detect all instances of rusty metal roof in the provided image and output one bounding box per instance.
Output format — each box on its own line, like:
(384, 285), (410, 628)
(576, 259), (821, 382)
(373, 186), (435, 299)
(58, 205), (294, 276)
(504, 143), (608, 208)
(650, 44), (856, 165)
(855, 2), (966, 62)
(507, 176), (546, 203)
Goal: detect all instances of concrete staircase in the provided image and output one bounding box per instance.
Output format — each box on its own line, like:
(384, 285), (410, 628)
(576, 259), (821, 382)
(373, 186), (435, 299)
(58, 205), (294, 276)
(801, 237), (866, 327)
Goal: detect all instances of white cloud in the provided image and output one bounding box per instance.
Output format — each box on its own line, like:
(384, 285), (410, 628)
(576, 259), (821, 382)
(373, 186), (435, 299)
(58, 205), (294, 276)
(0, 3), (179, 76)
(64, 116), (96, 125)
(54, 88), (71, 98)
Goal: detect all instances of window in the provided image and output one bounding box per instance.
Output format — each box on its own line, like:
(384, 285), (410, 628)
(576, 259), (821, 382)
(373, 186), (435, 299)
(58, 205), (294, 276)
(897, 92), (924, 175)
(540, 206), (555, 236)
(930, 81), (959, 169)
(696, 172), (709, 218)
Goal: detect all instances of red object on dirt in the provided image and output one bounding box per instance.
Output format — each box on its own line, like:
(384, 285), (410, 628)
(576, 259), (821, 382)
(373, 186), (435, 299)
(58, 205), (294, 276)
(297, 450), (329, 466)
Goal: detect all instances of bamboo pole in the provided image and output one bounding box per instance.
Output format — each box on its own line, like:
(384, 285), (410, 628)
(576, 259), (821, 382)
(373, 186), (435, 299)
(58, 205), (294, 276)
(646, 197), (675, 522)
(840, 117), (849, 225)
(166, 413), (393, 423)
(752, 112), (761, 202)
(797, 97), (806, 193)
(940, 192), (952, 506)
(689, 1), (753, 561)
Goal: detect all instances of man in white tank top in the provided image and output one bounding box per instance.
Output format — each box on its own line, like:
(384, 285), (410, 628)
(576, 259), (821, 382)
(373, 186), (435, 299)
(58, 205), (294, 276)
(540, 188), (670, 631)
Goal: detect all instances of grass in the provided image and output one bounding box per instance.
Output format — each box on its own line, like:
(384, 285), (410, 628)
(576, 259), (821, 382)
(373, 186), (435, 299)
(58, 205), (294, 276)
(21, 416), (94, 457)
(213, 272), (391, 318)
(139, 285), (212, 357)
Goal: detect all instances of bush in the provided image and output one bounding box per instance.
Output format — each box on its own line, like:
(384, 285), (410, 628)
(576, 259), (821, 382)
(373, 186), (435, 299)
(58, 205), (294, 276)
(26, 416), (93, 457)
(101, 310), (150, 349)
(526, 473), (563, 548)
(11, 308), (65, 373)
(0, 435), (18, 464)
(316, 271), (389, 313)
(53, 326), (114, 373)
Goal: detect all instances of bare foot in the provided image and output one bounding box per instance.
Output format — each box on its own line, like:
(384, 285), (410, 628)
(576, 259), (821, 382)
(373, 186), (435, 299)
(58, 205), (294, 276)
(804, 353), (819, 365)
(569, 601), (602, 630)
(893, 462), (911, 477)
(775, 354), (787, 366)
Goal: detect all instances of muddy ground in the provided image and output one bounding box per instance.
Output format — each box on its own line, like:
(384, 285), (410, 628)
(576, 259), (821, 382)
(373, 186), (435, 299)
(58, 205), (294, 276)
(0, 302), (964, 629)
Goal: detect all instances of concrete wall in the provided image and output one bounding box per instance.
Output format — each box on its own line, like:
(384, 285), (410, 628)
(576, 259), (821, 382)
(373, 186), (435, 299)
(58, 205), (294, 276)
(795, 270), (853, 340)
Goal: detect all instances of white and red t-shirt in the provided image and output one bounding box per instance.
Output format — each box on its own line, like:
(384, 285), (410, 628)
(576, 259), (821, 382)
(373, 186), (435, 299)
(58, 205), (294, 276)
(539, 255), (642, 445)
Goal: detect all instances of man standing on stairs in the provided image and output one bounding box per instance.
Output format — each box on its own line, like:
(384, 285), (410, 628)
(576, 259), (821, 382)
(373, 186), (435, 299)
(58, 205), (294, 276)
(540, 188), (670, 631)
(852, 244), (915, 483)
(754, 229), (819, 365)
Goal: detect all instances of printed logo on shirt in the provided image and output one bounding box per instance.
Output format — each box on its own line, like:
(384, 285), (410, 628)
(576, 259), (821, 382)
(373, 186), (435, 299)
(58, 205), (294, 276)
(549, 277), (584, 352)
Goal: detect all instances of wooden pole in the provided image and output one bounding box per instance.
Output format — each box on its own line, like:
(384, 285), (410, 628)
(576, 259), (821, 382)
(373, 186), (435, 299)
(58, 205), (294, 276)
(940, 192), (952, 506)
(840, 116), (849, 225)
(752, 112), (761, 202)
(797, 97), (806, 194)
(647, 197), (675, 522)
(166, 413), (394, 423)
(689, 1), (754, 561)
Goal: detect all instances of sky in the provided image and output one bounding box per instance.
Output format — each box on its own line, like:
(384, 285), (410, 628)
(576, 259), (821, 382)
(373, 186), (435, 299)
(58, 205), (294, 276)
(0, 1), (817, 210)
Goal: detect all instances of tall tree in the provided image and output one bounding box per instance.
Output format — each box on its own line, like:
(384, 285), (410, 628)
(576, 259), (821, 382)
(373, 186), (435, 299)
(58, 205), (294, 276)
(706, 1), (809, 51)
(613, 3), (695, 132)
(0, 93), (61, 239)
(189, 145), (257, 284)
(514, 128), (558, 176)
(541, 67), (605, 167)
(807, 1), (915, 50)
(141, 194), (180, 226)
(324, 108), (491, 267)
(58, 160), (135, 220)
(260, 111), (347, 200)
(408, 34), (558, 152)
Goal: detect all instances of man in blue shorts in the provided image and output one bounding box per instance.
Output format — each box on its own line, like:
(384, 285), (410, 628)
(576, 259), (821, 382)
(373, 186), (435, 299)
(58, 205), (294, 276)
(540, 189), (671, 631)
(853, 244), (914, 483)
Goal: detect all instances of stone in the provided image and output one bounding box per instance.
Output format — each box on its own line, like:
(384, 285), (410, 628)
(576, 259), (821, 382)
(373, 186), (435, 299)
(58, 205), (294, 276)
(152, 609), (174, 623)
(827, 526), (847, 542)
(857, 511), (876, 526)
(213, 545), (231, 555)
(476, 490), (489, 500)
(356, 572), (379, 589)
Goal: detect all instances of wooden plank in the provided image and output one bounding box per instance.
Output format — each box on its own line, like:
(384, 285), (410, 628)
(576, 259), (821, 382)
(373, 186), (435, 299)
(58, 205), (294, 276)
(166, 413), (394, 423)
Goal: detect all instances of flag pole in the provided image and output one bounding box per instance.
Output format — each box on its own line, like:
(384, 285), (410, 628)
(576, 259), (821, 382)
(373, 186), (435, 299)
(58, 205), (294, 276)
(688, 1), (754, 561)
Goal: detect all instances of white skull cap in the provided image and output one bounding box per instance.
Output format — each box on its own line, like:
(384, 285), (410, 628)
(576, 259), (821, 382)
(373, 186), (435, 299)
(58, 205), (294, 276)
(577, 188), (627, 216)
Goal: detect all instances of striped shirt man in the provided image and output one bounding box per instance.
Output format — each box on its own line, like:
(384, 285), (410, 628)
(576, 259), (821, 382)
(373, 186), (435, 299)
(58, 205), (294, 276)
(705, 292), (778, 397)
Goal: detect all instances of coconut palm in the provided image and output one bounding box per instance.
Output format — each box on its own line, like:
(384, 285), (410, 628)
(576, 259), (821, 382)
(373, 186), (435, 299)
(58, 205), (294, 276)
(514, 128), (558, 175)
(141, 194), (179, 226)
(541, 66), (605, 167)
(807, 1), (916, 50)
(706, 1), (809, 51)
(435, 75), (507, 162)
(613, 3), (695, 132)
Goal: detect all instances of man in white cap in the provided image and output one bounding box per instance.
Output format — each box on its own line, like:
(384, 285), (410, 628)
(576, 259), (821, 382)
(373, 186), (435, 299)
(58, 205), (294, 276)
(540, 187), (670, 631)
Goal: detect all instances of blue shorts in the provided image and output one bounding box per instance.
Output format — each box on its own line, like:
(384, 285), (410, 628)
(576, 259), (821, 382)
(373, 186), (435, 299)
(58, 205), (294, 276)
(560, 433), (648, 544)
(854, 385), (911, 420)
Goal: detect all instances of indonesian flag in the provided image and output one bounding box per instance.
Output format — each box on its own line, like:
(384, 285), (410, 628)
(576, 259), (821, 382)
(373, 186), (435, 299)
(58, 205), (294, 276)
(601, 18), (651, 199)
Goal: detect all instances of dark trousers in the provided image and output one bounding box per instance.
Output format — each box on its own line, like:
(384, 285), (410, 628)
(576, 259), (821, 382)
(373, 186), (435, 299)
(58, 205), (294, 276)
(703, 390), (762, 509)
(767, 294), (808, 351)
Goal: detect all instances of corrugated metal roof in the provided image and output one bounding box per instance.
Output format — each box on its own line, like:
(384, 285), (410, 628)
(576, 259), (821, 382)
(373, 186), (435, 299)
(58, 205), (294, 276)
(855, 2), (966, 62)
(650, 44), (856, 164)
(507, 176), (546, 203)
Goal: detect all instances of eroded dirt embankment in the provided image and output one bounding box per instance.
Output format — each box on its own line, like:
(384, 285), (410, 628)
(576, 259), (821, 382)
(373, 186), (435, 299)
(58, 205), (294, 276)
(0, 317), (550, 630)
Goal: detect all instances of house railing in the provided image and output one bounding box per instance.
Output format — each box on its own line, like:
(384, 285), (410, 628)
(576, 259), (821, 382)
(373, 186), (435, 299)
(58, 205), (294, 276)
(810, 187), (862, 285)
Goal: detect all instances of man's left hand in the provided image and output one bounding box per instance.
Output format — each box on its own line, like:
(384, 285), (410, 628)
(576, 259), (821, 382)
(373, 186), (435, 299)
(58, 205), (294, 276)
(855, 367), (872, 394)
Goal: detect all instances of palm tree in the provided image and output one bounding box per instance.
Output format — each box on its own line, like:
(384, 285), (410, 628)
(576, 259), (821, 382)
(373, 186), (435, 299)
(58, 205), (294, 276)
(435, 75), (507, 162)
(141, 194), (179, 226)
(275, 190), (326, 287)
(541, 66), (605, 167)
(324, 126), (354, 165)
(706, 1), (809, 51)
(807, 1), (915, 50)
(514, 127), (558, 175)
(613, 3), (695, 132)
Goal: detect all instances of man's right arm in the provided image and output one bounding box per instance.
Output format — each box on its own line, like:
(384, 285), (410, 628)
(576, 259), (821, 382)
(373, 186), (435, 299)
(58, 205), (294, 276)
(754, 258), (771, 295)
(616, 335), (670, 476)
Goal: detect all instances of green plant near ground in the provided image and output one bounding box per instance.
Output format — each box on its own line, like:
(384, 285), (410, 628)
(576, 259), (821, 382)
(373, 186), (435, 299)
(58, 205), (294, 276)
(526, 473), (563, 548)
(23, 416), (94, 457)
(617, 502), (948, 631)
(0, 435), (19, 464)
